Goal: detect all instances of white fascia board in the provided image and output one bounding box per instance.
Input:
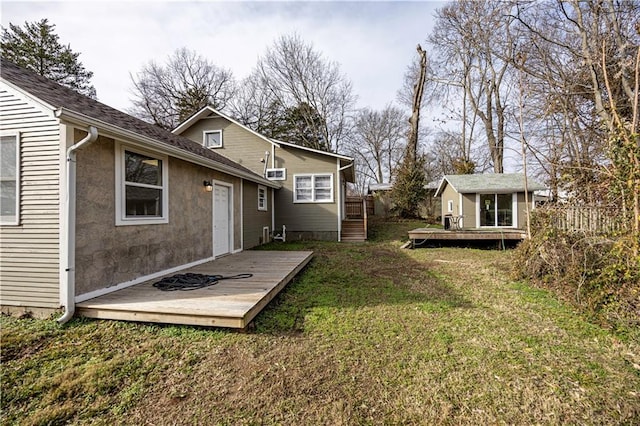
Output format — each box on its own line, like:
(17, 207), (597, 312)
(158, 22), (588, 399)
(434, 177), (452, 197)
(271, 137), (353, 161)
(173, 106), (281, 148)
(174, 106), (354, 163)
(55, 108), (280, 189)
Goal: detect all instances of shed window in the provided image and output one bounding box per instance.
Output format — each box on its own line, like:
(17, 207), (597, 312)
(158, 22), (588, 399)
(203, 130), (222, 148)
(447, 200), (454, 213)
(479, 193), (513, 227)
(294, 174), (333, 203)
(258, 185), (267, 211)
(0, 133), (19, 225)
(116, 145), (168, 225)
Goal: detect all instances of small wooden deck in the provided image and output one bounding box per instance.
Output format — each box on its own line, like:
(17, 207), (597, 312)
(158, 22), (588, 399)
(409, 228), (526, 246)
(76, 251), (313, 329)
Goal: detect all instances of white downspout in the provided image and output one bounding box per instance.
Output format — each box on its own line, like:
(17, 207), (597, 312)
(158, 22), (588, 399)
(58, 126), (98, 324)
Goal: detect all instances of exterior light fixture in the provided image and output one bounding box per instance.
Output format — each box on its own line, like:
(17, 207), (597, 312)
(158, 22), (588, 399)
(203, 180), (213, 192)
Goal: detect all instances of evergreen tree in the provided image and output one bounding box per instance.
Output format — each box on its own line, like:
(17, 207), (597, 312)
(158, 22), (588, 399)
(1, 19), (96, 98)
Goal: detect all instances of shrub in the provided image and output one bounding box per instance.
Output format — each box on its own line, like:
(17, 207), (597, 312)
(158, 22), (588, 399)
(512, 209), (640, 337)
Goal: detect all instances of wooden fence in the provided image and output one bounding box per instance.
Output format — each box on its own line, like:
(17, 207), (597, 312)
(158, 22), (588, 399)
(345, 197), (374, 217)
(538, 205), (626, 234)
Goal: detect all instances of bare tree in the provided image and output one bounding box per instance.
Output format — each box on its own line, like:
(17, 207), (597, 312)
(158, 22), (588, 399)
(346, 105), (407, 185)
(428, 0), (518, 173)
(512, 0), (639, 206)
(238, 33), (356, 152)
(390, 45), (429, 218)
(129, 48), (235, 129)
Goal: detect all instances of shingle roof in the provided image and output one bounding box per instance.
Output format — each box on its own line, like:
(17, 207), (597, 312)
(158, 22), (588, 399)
(435, 173), (546, 195)
(0, 58), (269, 183)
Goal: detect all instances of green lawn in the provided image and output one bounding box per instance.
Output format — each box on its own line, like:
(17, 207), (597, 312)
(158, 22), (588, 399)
(2, 219), (639, 425)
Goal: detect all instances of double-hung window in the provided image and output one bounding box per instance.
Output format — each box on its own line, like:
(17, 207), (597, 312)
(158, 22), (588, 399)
(0, 133), (20, 225)
(293, 174), (333, 203)
(116, 145), (168, 225)
(203, 130), (222, 149)
(258, 185), (267, 211)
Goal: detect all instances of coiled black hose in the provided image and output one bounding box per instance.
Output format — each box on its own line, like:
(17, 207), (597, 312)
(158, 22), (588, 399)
(152, 273), (253, 291)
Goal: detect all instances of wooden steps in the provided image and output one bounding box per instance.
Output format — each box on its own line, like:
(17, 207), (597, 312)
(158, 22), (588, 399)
(341, 219), (366, 242)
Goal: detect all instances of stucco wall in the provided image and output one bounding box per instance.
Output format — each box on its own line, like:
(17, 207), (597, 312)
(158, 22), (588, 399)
(74, 135), (241, 296)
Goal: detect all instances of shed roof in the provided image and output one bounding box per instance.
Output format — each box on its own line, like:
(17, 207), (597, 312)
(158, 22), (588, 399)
(368, 180), (440, 194)
(0, 58), (277, 187)
(435, 173), (546, 196)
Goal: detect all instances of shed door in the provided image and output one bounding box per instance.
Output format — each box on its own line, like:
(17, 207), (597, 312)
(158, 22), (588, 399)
(214, 185), (231, 257)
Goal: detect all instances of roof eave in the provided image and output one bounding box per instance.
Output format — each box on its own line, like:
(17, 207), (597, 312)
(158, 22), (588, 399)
(56, 108), (280, 189)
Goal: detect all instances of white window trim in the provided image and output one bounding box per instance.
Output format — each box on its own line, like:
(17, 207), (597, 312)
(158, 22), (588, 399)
(447, 200), (454, 213)
(203, 130), (223, 149)
(115, 143), (169, 226)
(258, 185), (267, 211)
(293, 173), (334, 203)
(0, 132), (20, 225)
(265, 168), (286, 181)
(475, 192), (517, 228)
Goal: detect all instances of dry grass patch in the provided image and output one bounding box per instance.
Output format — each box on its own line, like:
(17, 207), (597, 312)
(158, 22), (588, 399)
(2, 220), (639, 425)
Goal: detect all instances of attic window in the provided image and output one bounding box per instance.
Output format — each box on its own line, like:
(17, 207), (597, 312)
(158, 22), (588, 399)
(203, 130), (222, 149)
(266, 168), (286, 181)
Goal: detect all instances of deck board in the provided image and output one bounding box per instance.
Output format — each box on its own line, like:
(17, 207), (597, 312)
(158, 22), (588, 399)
(76, 250), (313, 328)
(409, 228), (526, 242)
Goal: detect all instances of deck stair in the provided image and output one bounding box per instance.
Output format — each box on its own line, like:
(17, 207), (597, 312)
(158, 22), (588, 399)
(341, 219), (367, 242)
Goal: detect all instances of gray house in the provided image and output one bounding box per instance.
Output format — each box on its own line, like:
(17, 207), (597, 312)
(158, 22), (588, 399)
(173, 106), (359, 241)
(0, 59), (278, 318)
(434, 174), (546, 229)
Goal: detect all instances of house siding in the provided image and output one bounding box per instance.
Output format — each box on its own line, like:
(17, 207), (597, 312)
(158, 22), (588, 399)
(440, 183), (459, 221)
(0, 86), (61, 309)
(273, 148), (338, 240)
(242, 180), (271, 249)
(461, 193), (476, 229)
(180, 117), (341, 241)
(180, 117), (270, 172)
(74, 135), (242, 296)
(516, 192), (535, 229)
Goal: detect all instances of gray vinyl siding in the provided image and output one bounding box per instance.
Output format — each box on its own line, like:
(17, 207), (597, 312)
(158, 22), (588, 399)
(0, 86), (61, 308)
(242, 180), (271, 249)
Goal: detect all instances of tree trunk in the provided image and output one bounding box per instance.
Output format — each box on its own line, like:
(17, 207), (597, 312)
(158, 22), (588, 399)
(407, 45), (427, 162)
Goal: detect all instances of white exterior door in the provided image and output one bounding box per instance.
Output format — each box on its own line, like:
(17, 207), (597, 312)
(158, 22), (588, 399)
(213, 184), (231, 257)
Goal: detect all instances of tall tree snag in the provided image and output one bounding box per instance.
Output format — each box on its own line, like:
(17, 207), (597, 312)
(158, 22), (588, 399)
(391, 45), (428, 218)
(408, 45), (427, 162)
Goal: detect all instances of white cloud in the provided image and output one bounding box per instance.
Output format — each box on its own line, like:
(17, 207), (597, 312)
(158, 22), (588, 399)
(1, 1), (444, 112)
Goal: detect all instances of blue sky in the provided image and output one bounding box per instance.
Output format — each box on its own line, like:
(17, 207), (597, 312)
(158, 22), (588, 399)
(2, 1), (445, 113)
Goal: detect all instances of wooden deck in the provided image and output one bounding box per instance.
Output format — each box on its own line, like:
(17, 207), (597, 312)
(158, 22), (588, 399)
(76, 251), (313, 329)
(409, 228), (526, 245)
